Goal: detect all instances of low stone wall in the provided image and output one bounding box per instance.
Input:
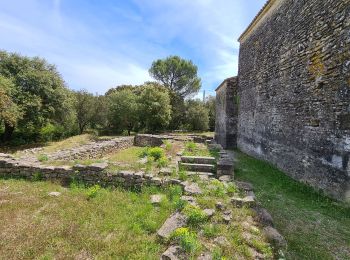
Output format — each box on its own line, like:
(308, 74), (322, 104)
(48, 137), (134, 161)
(0, 154), (179, 189)
(134, 134), (172, 147)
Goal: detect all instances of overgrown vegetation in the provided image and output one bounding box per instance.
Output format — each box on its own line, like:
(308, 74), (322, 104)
(0, 51), (215, 146)
(235, 150), (350, 260)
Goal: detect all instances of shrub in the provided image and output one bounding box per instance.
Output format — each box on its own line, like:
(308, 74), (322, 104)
(148, 147), (165, 161)
(86, 185), (101, 199)
(171, 227), (200, 253)
(37, 154), (49, 162)
(183, 205), (208, 227)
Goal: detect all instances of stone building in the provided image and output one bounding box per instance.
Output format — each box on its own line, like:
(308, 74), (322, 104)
(215, 77), (238, 149)
(215, 0), (350, 201)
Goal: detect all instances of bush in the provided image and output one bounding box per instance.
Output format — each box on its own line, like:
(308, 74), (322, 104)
(148, 147), (165, 161)
(183, 205), (208, 227)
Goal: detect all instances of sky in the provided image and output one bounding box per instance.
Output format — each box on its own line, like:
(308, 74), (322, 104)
(0, 0), (266, 96)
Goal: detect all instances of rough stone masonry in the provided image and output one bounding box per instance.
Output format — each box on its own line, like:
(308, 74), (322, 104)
(215, 0), (350, 201)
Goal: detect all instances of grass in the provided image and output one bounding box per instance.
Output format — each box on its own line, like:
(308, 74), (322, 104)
(0, 179), (182, 259)
(105, 146), (146, 164)
(234, 150), (350, 260)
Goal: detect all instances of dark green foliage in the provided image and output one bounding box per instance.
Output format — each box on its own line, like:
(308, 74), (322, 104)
(107, 88), (139, 135)
(185, 100), (209, 131)
(0, 51), (75, 143)
(149, 56), (201, 98)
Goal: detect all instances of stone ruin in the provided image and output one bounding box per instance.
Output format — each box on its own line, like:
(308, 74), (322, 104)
(215, 0), (350, 201)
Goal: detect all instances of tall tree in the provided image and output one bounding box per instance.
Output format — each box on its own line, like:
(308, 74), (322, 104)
(0, 51), (72, 142)
(138, 83), (171, 132)
(108, 89), (138, 135)
(149, 56), (201, 98)
(73, 90), (96, 134)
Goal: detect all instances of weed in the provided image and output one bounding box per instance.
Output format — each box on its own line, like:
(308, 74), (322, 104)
(37, 154), (49, 162)
(183, 205), (208, 227)
(86, 185), (101, 199)
(157, 156), (169, 168)
(203, 223), (219, 238)
(212, 247), (225, 260)
(163, 140), (172, 151)
(168, 185), (183, 201)
(171, 227), (200, 253)
(32, 172), (43, 181)
(178, 170), (188, 181)
(185, 141), (197, 152)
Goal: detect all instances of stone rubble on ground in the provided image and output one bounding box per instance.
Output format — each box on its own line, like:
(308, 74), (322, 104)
(157, 212), (187, 239)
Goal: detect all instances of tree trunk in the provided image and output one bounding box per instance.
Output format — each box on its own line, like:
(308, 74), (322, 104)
(3, 123), (14, 142)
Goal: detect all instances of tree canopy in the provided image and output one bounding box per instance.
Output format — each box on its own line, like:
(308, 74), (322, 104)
(149, 56), (201, 98)
(0, 51), (73, 142)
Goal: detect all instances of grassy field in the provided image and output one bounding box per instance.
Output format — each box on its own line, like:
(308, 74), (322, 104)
(0, 179), (180, 259)
(234, 151), (350, 260)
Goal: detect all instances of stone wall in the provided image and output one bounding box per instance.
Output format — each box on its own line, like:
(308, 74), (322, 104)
(48, 137), (134, 161)
(236, 0), (350, 200)
(215, 77), (239, 149)
(0, 154), (177, 189)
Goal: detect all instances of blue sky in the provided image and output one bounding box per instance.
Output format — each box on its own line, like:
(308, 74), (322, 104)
(0, 0), (266, 96)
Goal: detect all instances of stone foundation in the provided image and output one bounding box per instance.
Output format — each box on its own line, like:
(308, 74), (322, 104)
(48, 137), (134, 161)
(0, 154), (177, 189)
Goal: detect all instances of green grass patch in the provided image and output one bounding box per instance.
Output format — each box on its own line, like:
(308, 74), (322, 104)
(234, 150), (350, 260)
(0, 179), (182, 259)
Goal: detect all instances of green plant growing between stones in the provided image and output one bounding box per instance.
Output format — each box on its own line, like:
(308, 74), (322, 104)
(148, 147), (165, 161)
(32, 172), (43, 181)
(37, 154), (49, 162)
(163, 140), (172, 151)
(178, 169), (188, 181)
(183, 204), (208, 227)
(185, 141), (197, 152)
(212, 247), (226, 260)
(157, 156), (169, 168)
(203, 223), (219, 238)
(170, 227), (200, 254)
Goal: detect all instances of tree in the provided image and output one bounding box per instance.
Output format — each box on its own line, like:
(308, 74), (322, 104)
(149, 56), (201, 98)
(73, 90), (96, 134)
(0, 76), (22, 140)
(138, 84), (171, 132)
(0, 51), (73, 142)
(108, 89), (138, 135)
(185, 100), (209, 131)
(205, 96), (216, 131)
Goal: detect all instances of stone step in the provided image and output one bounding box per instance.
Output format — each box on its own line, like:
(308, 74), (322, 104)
(180, 156), (216, 165)
(179, 162), (215, 173)
(186, 171), (215, 177)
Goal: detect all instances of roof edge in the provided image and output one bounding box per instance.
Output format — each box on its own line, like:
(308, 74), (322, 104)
(238, 0), (278, 42)
(215, 76), (237, 92)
